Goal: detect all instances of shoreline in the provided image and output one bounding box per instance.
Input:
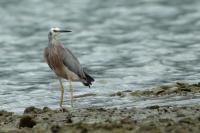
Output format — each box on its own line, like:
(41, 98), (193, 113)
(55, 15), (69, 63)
(0, 82), (200, 133)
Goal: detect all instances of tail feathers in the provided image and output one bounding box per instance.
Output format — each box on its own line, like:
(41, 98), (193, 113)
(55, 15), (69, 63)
(82, 72), (94, 88)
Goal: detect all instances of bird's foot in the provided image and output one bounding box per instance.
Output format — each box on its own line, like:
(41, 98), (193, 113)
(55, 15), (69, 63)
(59, 106), (68, 112)
(59, 105), (64, 112)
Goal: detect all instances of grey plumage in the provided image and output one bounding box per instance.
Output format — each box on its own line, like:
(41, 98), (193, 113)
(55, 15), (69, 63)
(45, 29), (94, 87)
(44, 27), (94, 108)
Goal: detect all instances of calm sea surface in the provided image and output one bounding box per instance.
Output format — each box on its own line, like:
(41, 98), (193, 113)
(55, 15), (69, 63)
(0, 0), (200, 112)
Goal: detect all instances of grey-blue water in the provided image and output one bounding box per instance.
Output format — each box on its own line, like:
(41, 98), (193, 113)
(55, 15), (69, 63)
(1, 0), (200, 112)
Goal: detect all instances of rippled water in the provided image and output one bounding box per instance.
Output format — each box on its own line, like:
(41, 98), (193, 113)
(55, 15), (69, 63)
(1, 0), (200, 112)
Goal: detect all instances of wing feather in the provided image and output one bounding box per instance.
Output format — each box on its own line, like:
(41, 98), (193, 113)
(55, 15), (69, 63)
(44, 41), (94, 86)
(57, 45), (86, 79)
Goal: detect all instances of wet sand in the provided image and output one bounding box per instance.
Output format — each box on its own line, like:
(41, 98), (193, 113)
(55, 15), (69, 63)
(0, 82), (200, 133)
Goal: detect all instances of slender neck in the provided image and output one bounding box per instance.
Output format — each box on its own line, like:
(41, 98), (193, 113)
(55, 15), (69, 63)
(48, 32), (57, 47)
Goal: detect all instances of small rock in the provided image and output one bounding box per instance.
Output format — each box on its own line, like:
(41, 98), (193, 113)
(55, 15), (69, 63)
(110, 91), (125, 97)
(51, 124), (60, 133)
(19, 115), (36, 128)
(65, 114), (73, 123)
(176, 82), (189, 87)
(153, 87), (165, 95)
(193, 82), (200, 87)
(24, 106), (42, 114)
(180, 88), (191, 92)
(143, 90), (152, 95)
(166, 87), (178, 94)
(130, 90), (141, 96)
(80, 127), (88, 133)
(56, 107), (69, 113)
(43, 107), (51, 112)
(147, 105), (160, 110)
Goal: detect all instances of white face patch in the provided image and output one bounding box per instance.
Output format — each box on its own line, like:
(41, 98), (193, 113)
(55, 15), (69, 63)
(50, 27), (60, 32)
(50, 27), (60, 36)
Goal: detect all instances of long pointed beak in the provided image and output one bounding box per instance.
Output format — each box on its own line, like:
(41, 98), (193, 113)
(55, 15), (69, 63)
(58, 30), (72, 32)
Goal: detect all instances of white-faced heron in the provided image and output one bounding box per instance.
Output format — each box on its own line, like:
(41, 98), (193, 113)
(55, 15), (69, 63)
(44, 27), (94, 108)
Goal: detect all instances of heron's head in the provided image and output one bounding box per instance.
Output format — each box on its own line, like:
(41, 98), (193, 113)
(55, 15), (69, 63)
(49, 27), (71, 38)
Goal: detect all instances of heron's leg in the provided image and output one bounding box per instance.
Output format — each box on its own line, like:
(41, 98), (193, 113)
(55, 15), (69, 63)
(68, 80), (74, 107)
(58, 78), (64, 108)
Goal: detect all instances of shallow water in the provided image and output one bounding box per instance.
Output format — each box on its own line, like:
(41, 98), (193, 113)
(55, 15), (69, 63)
(0, 0), (200, 112)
